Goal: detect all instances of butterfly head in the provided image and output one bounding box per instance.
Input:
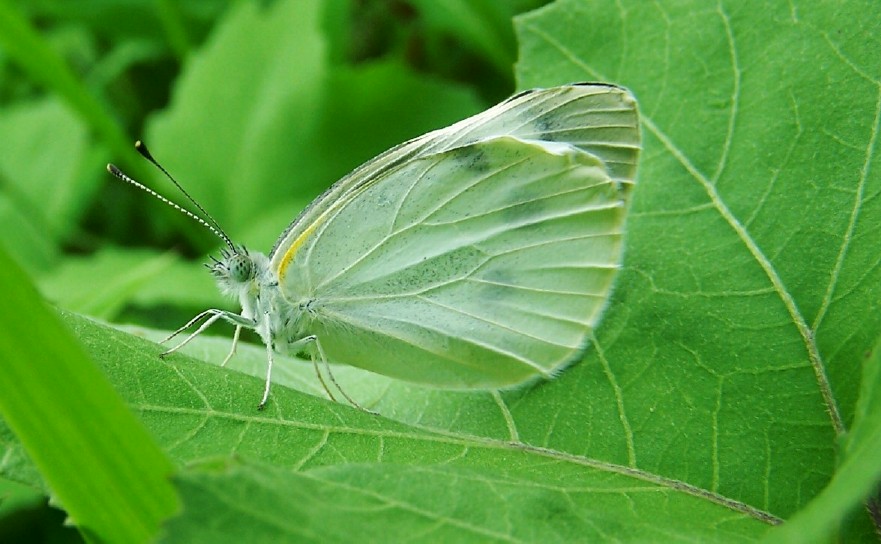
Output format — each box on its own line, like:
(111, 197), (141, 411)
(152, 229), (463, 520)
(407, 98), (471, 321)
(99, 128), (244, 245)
(209, 246), (261, 296)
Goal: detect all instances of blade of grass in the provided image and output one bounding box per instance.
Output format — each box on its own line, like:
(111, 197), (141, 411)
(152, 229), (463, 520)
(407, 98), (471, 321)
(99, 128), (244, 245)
(0, 247), (179, 544)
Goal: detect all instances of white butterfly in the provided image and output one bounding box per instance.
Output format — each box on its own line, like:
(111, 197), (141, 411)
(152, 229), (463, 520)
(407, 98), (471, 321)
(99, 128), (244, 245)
(109, 82), (640, 409)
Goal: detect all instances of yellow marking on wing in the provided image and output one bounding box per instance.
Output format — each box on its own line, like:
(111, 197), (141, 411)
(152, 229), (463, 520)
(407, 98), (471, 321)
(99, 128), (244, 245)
(277, 218), (325, 279)
(276, 172), (386, 280)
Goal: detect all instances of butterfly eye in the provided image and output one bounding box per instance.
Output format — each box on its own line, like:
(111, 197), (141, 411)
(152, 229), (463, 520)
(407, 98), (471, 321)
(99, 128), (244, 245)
(209, 249), (255, 284)
(227, 253), (255, 283)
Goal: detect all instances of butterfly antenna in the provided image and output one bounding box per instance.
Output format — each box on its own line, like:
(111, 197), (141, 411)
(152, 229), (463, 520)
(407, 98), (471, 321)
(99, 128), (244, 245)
(106, 141), (236, 249)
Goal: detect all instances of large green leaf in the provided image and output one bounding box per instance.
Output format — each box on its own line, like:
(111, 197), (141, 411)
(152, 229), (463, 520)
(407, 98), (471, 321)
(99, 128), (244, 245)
(516, 0), (881, 537)
(159, 458), (771, 543)
(144, 0), (327, 240)
(762, 337), (881, 542)
(3, 313), (774, 542)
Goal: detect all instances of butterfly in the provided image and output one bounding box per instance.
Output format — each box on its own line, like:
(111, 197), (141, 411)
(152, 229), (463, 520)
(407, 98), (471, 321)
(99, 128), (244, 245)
(108, 82), (641, 409)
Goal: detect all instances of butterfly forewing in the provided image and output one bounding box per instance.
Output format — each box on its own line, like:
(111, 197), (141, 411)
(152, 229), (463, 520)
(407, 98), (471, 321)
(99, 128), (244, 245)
(269, 83), (639, 261)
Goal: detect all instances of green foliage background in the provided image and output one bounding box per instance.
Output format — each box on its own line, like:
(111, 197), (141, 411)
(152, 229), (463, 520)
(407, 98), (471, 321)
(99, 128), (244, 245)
(1, 0), (880, 542)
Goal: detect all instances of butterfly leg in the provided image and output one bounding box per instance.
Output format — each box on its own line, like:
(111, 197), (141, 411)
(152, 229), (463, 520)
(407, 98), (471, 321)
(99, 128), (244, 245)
(161, 309), (255, 357)
(257, 334), (316, 410)
(162, 309), (214, 342)
(254, 335), (378, 413)
(257, 340), (275, 410)
(221, 325), (242, 367)
(312, 338), (377, 415)
(310, 344), (338, 404)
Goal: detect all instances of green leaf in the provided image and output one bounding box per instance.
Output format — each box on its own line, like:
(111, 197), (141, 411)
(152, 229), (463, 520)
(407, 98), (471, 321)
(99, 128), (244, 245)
(0, 247), (178, 543)
(145, 0), (329, 242)
(762, 337), (881, 542)
(3, 313), (773, 542)
(407, 0), (519, 76)
(0, 97), (103, 272)
(159, 458), (771, 543)
(516, 0), (881, 535)
(38, 248), (179, 320)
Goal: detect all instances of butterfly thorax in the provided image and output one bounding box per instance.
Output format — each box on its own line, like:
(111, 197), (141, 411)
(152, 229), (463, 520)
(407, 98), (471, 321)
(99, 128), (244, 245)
(210, 246), (311, 353)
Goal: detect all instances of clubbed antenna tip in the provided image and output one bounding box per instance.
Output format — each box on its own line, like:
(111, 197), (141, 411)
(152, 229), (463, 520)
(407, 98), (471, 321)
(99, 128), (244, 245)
(105, 147), (235, 249)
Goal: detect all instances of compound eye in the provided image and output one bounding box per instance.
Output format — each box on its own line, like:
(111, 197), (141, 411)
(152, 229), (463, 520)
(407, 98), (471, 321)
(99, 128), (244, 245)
(227, 253), (255, 283)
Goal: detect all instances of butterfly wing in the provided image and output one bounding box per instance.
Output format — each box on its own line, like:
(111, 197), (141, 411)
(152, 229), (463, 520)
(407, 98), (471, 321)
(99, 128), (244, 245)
(270, 83), (639, 257)
(271, 84), (640, 388)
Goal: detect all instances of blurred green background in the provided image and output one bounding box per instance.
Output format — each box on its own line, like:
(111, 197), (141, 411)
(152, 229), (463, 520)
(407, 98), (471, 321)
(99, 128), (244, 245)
(0, 0), (554, 334)
(0, 0), (548, 540)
